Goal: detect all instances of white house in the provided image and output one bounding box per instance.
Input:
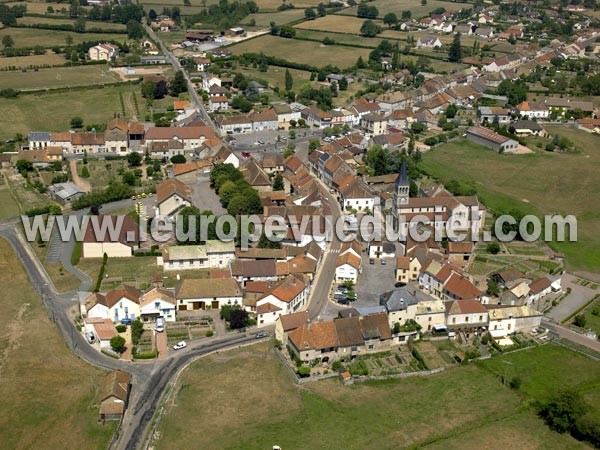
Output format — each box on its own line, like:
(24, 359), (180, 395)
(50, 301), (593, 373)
(88, 43), (119, 61)
(139, 287), (177, 322)
(175, 277), (242, 310)
(83, 317), (118, 350)
(527, 277), (552, 306)
(416, 37), (442, 49)
(335, 252), (361, 283)
(256, 274), (310, 327)
(86, 286), (142, 324)
(487, 305), (542, 338)
(155, 178), (192, 218)
(340, 179), (375, 212)
(369, 241), (396, 259)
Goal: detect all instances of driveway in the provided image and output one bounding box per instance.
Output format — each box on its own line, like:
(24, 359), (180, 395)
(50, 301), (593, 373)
(188, 179), (226, 215)
(69, 159), (91, 193)
(547, 272), (599, 322)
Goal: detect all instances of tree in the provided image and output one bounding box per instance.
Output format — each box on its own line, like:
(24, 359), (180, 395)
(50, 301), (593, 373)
(539, 391), (588, 434)
(486, 242), (501, 254)
(127, 19), (144, 39)
(81, 166), (90, 178)
(304, 7), (316, 19)
(449, 32), (462, 62)
(338, 77), (348, 91)
(141, 81), (155, 100)
(356, 55), (367, 68)
(308, 138), (320, 153)
(65, 35), (73, 47)
(74, 17), (86, 32)
(421, 0), (427, 5)
(70, 116), (83, 128)
(279, 25), (296, 38)
(317, 2), (326, 16)
(285, 68), (293, 91)
(410, 122), (426, 134)
(122, 171), (136, 186)
(127, 151), (142, 167)
(272, 173), (285, 191)
(148, 8), (157, 21)
(445, 103), (457, 118)
(383, 12), (397, 28)
(360, 19), (381, 37)
(573, 314), (587, 328)
(2, 35), (13, 49)
(110, 335), (126, 353)
(486, 278), (499, 296)
(169, 70), (187, 96)
(170, 154), (186, 164)
(401, 10), (411, 19)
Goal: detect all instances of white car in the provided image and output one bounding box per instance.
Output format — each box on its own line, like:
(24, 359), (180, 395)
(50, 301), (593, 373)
(173, 341), (187, 350)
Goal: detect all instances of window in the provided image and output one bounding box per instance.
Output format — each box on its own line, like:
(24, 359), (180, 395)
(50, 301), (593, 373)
(508, 323), (511, 330)
(479, 315), (483, 322)
(155, 301), (160, 309)
(368, 345), (374, 350)
(465, 316), (469, 322)
(453, 317), (456, 324)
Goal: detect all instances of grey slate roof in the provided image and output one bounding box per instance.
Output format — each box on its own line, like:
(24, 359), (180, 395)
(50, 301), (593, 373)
(29, 132), (51, 141)
(380, 289), (419, 312)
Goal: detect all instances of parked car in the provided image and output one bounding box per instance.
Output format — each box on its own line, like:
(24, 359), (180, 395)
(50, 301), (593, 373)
(381, 259), (387, 265)
(155, 317), (165, 333)
(255, 332), (268, 339)
(86, 331), (95, 344)
(395, 282), (406, 288)
(173, 341), (187, 350)
(369, 258), (375, 265)
(120, 318), (133, 325)
(337, 297), (350, 305)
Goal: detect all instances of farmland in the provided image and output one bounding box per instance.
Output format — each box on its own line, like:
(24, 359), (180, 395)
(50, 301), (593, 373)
(339, 0), (464, 19)
(228, 34), (370, 68)
(244, 9), (307, 27)
(420, 133), (600, 273)
(0, 65), (123, 90)
(295, 14), (384, 34)
(0, 84), (142, 140)
(156, 342), (595, 450)
(0, 238), (115, 449)
(0, 27), (128, 48)
(16, 16), (127, 31)
(0, 52), (66, 69)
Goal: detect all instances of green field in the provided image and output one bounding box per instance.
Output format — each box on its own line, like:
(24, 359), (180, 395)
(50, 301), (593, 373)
(420, 132), (600, 272)
(0, 52), (66, 68)
(244, 9), (307, 27)
(0, 238), (116, 449)
(294, 28), (385, 47)
(17, 16), (127, 31)
(0, 84), (141, 140)
(294, 14), (384, 34)
(0, 65), (123, 90)
(0, 27), (128, 48)
(228, 34), (370, 68)
(0, 184), (20, 219)
(339, 0), (464, 19)
(156, 342), (595, 449)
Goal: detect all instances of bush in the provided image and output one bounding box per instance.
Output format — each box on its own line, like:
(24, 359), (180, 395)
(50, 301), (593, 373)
(573, 314), (587, 328)
(297, 365), (311, 377)
(205, 330), (214, 337)
(539, 391), (587, 434)
(115, 324), (127, 333)
(332, 360), (342, 371)
(131, 318), (144, 345)
(133, 349), (158, 359)
(110, 335), (126, 353)
(509, 376), (522, 390)
(80, 165), (90, 178)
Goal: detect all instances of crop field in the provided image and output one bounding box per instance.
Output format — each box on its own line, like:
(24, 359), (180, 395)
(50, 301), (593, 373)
(0, 65), (123, 90)
(421, 132), (600, 272)
(0, 52), (66, 68)
(0, 27), (128, 48)
(0, 84), (141, 140)
(294, 28), (385, 47)
(0, 184), (20, 219)
(295, 14), (384, 34)
(0, 238), (116, 449)
(228, 34), (370, 68)
(339, 0), (465, 19)
(156, 342), (593, 450)
(17, 16), (127, 31)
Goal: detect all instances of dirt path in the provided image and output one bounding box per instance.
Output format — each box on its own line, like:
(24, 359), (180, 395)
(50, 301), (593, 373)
(69, 160), (91, 193)
(123, 91), (137, 121)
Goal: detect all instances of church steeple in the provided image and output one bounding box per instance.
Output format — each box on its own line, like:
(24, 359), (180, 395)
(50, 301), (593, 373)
(395, 160), (410, 207)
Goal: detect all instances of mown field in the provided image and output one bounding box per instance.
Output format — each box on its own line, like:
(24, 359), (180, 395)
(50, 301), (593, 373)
(339, 0), (464, 19)
(0, 51), (66, 68)
(0, 65), (123, 90)
(0, 238), (116, 449)
(0, 183), (20, 219)
(17, 16), (127, 31)
(0, 84), (141, 140)
(0, 27), (128, 48)
(244, 9), (307, 27)
(295, 14), (384, 34)
(228, 34), (370, 68)
(420, 132), (600, 273)
(156, 342), (596, 450)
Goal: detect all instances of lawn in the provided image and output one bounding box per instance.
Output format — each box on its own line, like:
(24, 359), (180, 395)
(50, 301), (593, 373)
(579, 296), (600, 336)
(236, 64), (313, 91)
(0, 27), (129, 48)
(228, 34), (370, 68)
(155, 342), (592, 450)
(76, 159), (129, 189)
(420, 133), (600, 272)
(0, 238), (116, 449)
(0, 84), (141, 140)
(295, 14), (384, 34)
(0, 184), (21, 219)
(0, 65), (123, 91)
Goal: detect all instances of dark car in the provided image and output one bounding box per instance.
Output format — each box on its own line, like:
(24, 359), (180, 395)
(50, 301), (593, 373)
(337, 297), (350, 305)
(395, 282), (406, 288)
(369, 258), (375, 265)
(120, 318), (133, 325)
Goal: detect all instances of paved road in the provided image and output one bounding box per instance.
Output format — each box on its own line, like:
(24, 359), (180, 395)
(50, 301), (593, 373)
(542, 318), (600, 352)
(547, 272), (598, 322)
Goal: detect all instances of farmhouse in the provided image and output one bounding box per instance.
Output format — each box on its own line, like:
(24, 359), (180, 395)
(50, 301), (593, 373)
(158, 241), (235, 271)
(335, 252), (361, 283)
(478, 106), (510, 124)
(86, 286), (142, 323)
(175, 277), (243, 310)
(139, 287), (177, 322)
(512, 120), (546, 136)
(516, 101), (549, 119)
(380, 289), (419, 328)
(466, 126), (518, 153)
(444, 299), (489, 335)
(275, 311), (309, 344)
(98, 370), (130, 422)
(416, 37), (442, 48)
(144, 126), (218, 150)
(82, 215), (140, 258)
(256, 273), (311, 326)
(486, 305), (542, 338)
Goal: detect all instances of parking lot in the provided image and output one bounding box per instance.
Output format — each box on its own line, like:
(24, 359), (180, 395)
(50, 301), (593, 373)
(188, 179), (226, 215)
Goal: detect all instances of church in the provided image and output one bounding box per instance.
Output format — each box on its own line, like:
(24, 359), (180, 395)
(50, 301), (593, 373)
(391, 161), (485, 242)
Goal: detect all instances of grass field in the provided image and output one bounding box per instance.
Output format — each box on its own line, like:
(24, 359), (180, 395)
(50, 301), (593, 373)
(294, 28), (384, 47)
(17, 16), (127, 31)
(0, 65), (123, 90)
(244, 9), (307, 27)
(0, 27), (128, 48)
(295, 14), (384, 34)
(156, 342), (593, 450)
(0, 184), (20, 219)
(76, 159), (129, 189)
(420, 132), (600, 272)
(0, 52), (66, 68)
(339, 0), (464, 19)
(228, 34), (370, 68)
(0, 84), (141, 140)
(0, 238), (116, 449)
